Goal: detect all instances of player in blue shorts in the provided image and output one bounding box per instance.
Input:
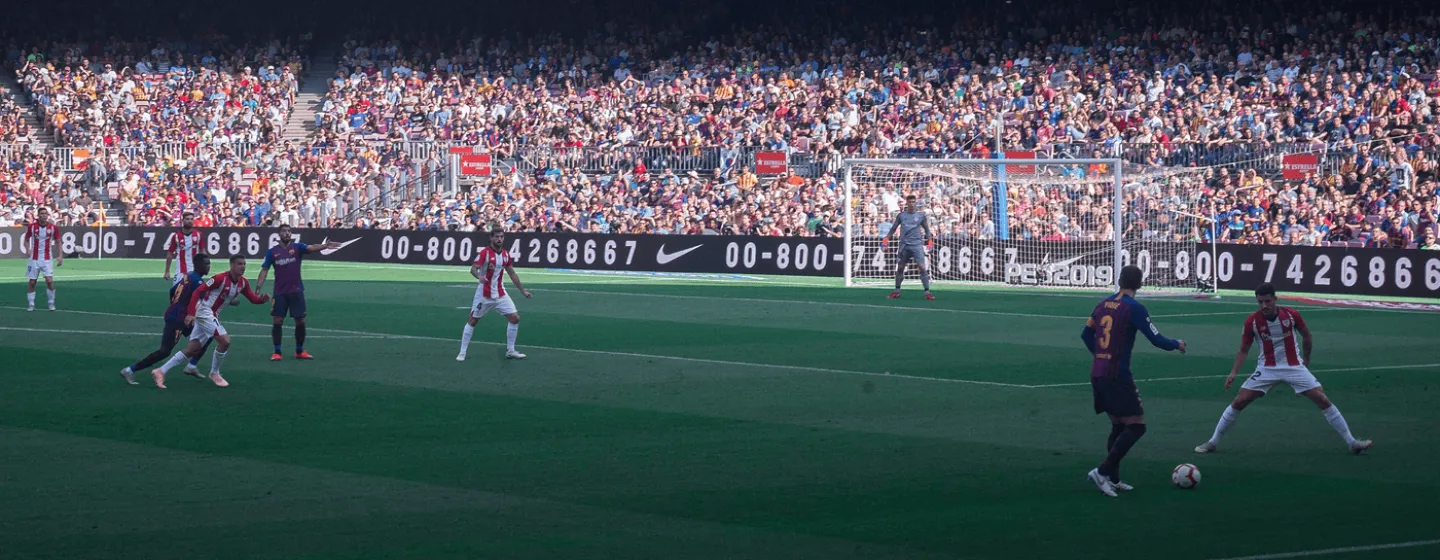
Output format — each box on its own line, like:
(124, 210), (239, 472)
(256, 224), (340, 361)
(1080, 265), (1187, 497)
(120, 254), (213, 385)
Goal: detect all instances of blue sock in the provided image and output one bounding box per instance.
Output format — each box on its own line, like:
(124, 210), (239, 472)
(274, 345), (282, 353)
(188, 356), (200, 366)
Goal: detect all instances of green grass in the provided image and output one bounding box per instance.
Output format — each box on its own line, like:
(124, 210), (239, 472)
(2, 258), (1438, 560)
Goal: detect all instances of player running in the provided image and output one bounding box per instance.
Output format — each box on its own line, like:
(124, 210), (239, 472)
(120, 254), (214, 385)
(1080, 265), (1187, 497)
(457, 226), (532, 361)
(255, 224), (340, 361)
(882, 195), (934, 300)
(1194, 283), (1372, 455)
(163, 210), (204, 287)
(21, 207), (61, 311)
(150, 255), (270, 389)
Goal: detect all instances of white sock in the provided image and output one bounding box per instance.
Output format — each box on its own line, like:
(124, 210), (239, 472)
(1208, 406), (1240, 445)
(157, 351), (188, 374)
(506, 322), (518, 352)
(46, 289), (54, 306)
(27, 292), (35, 306)
(1323, 406), (1357, 446)
(210, 351), (228, 374)
(459, 324), (474, 354)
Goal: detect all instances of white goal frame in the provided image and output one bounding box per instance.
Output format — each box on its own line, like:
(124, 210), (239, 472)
(842, 157), (1219, 296)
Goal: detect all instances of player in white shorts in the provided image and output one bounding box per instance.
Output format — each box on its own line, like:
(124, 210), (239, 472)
(457, 226), (532, 361)
(1195, 283), (1372, 455)
(150, 255), (270, 389)
(21, 207), (62, 311)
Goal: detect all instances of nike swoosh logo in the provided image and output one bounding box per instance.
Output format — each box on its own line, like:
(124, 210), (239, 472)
(320, 237), (362, 255)
(1043, 255), (1085, 273)
(655, 244), (703, 264)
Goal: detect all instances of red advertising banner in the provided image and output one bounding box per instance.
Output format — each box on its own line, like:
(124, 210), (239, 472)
(72, 148), (91, 171)
(459, 153), (492, 176)
(448, 146), (474, 155)
(755, 151), (787, 174)
(1004, 151), (1036, 174)
(1281, 153), (1319, 179)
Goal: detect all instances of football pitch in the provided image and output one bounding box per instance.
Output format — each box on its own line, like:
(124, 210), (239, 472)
(2, 258), (1438, 560)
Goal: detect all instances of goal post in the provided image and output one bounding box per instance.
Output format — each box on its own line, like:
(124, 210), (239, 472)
(842, 157), (1219, 296)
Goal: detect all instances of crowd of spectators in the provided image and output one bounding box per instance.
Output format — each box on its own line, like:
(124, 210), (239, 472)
(80, 140), (442, 229)
(2, 2), (1440, 251)
(0, 146), (103, 227)
(314, 7), (1440, 164)
(12, 37), (304, 149)
(0, 95), (34, 143)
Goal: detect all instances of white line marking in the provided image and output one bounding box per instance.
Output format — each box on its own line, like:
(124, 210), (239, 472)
(0, 326), (381, 339)
(1208, 538), (1440, 560)
(6, 306), (1430, 390)
(527, 288), (1081, 319)
(449, 287), (1379, 321)
(0, 306), (1035, 389)
(0, 273), (157, 282)
(19, 259), (1435, 314)
(1151, 312), (1247, 318)
(1030, 363), (1440, 388)
(309, 262), (800, 285)
(1312, 363), (1440, 374)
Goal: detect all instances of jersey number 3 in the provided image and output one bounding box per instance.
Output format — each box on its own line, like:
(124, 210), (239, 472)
(1097, 315), (1114, 350)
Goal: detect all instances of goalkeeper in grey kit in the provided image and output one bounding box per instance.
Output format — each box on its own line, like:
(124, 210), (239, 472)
(883, 194), (935, 300)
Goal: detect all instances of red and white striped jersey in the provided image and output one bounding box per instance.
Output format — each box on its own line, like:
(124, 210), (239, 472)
(166, 229), (203, 275)
(472, 246), (512, 299)
(187, 273), (264, 320)
(24, 222), (58, 261)
(1242, 307), (1309, 368)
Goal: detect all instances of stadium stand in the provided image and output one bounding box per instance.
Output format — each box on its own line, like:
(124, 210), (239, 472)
(2, 1), (1439, 245)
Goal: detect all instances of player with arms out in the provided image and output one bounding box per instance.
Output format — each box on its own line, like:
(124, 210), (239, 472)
(120, 254), (214, 384)
(1195, 283), (1372, 454)
(457, 226), (532, 361)
(21, 207), (61, 311)
(163, 210), (205, 288)
(256, 224), (340, 361)
(882, 195), (934, 300)
(1081, 265), (1187, 497)
(150, 256), (271, 388)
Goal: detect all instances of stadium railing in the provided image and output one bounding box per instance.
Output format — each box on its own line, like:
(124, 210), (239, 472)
(18, 140), (1406, 174)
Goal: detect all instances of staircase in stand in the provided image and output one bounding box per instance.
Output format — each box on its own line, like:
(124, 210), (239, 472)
(282, 47), (339, 142)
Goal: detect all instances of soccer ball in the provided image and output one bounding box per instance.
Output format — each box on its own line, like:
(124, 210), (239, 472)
(1172, 463), (1201, 489)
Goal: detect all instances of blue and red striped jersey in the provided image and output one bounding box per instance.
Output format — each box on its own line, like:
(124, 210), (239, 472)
(1081, 293), (1182, 379)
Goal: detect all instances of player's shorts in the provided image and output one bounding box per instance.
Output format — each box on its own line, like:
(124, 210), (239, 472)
(1240, 365), (1322, 394)
(161, 321), (191, 353)
(189, 317), (227, 344)
(897, 244), (927, 267)
(1092, 375), (1144, 417)
(271, 291), (307, 319)
(26, 259), (53, 280)
(470, 293), (517, 319)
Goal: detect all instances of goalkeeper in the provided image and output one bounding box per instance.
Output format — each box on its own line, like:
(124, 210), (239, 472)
(883, 195), (935, 300)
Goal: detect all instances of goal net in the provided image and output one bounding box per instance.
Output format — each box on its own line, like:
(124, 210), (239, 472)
(842, 158), (1218, 296)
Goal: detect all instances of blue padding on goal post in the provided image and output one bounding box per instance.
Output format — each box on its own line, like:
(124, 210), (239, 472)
(994, 152), (1010, 240)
